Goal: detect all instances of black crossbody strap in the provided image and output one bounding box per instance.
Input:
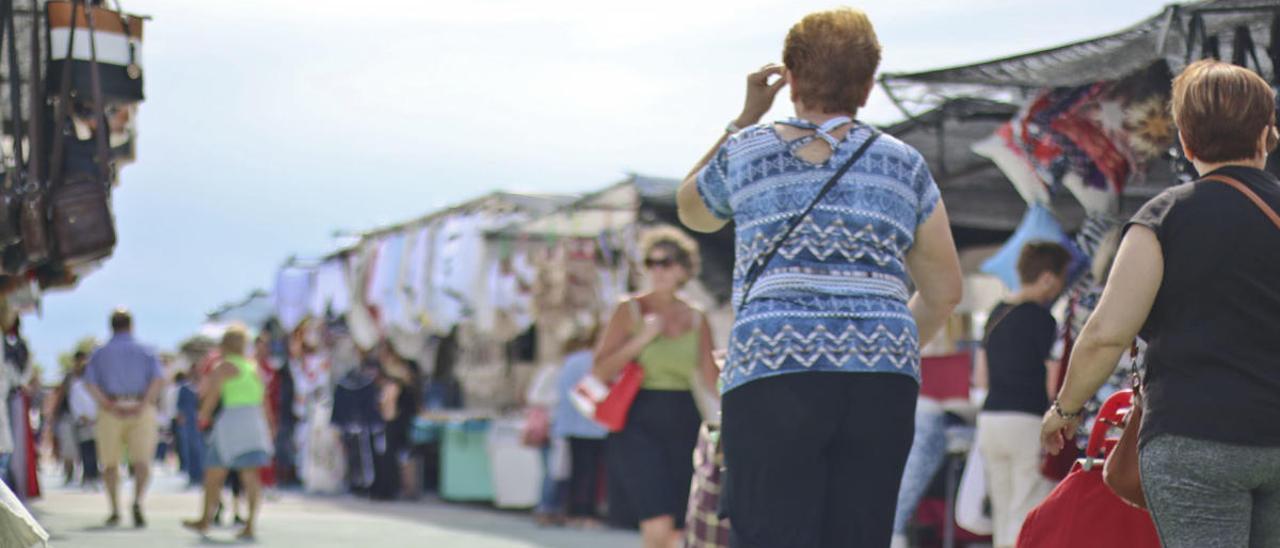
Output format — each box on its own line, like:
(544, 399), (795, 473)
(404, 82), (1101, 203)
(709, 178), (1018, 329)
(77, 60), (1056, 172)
(737, 127), (882, 309)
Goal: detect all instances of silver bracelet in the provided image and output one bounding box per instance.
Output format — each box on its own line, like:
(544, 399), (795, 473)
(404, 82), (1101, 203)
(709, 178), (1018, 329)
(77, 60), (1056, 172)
(725, 120), (743, 134)
(1052, 400), (1082, 420)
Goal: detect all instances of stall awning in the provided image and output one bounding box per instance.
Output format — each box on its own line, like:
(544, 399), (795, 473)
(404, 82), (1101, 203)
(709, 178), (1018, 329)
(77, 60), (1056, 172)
(881, 0), (1279, 116)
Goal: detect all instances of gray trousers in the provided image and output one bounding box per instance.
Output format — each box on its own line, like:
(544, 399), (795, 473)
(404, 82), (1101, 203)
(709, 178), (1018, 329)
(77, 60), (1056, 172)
(1141, 434), (1280, 548)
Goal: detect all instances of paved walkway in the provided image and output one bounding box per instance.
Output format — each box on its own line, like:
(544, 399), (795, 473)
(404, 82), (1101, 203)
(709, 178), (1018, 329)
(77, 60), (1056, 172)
(27, 466), (637, 547)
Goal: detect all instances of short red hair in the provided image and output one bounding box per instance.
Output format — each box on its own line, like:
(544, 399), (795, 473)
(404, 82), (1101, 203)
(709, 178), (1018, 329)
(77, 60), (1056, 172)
(783, 8), (882, 114)
(1171, 60), (1276, 163)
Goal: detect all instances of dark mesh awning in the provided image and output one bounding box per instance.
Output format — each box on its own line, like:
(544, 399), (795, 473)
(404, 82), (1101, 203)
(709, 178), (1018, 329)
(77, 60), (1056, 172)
(881, 0), (1280, 117)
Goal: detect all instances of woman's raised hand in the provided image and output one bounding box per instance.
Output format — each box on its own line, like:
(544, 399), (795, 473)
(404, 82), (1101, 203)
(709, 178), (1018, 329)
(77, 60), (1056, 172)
(738, 63), (788, 127)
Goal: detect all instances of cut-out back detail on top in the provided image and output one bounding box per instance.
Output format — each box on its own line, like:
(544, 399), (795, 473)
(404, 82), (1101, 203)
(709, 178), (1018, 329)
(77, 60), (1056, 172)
(776, 116), (855, 164)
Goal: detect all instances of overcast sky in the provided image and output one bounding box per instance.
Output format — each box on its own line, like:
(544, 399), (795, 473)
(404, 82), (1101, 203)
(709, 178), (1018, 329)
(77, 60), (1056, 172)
(25, 0), (1170, 377)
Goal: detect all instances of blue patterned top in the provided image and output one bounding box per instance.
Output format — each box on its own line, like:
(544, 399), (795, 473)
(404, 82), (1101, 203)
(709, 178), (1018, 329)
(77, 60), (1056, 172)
(696, 118), (941, 394)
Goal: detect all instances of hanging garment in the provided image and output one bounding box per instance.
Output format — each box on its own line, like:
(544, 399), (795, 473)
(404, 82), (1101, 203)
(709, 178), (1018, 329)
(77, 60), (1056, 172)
(367, 234), (407, 332)
(345, 245), (382, 351)
(300, 401), (345, 495)
(309, 259), (351, 318)
(275, 267), (315, 332)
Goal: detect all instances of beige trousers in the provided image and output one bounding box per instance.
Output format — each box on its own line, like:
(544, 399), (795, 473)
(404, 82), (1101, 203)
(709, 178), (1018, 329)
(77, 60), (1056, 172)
(976, 411), (1055, 548)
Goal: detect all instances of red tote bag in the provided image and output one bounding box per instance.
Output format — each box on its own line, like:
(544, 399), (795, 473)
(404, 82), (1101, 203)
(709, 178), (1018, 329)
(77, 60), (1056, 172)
(594, 362), (644, 432)
(571, 361), (645, 433)
(1016, 390), (1159, 548)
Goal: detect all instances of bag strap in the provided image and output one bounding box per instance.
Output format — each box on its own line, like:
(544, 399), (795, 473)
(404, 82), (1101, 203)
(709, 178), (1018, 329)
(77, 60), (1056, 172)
(83, 0), (112, 180)
(737, 126), (882, 309)
(1201, 174), (1280, 231)
(26, 0), (41, 187)
(48, 0), (82, 188)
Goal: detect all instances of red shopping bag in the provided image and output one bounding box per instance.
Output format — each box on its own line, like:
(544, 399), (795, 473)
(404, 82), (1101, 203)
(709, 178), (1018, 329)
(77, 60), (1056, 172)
(571, 362), (645, 433)
(1017, 390), (1159, 548)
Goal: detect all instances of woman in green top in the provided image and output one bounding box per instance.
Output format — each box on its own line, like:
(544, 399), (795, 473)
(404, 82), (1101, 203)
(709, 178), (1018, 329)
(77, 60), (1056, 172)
(595, 226), (718, 548)
(182, 325), (273, 540)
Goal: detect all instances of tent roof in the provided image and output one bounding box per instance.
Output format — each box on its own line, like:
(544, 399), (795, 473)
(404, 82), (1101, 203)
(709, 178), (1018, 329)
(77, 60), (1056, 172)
(881, 1), (1278, 115)
(492, 174), (683, 239)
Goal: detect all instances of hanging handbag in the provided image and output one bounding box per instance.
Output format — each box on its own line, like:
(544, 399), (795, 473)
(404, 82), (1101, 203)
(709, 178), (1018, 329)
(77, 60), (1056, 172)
(45, 0), (144, 102)
(47, 0), (116, 267)
(0, 0), (26, 252)
(1103, 173), (1280, 510)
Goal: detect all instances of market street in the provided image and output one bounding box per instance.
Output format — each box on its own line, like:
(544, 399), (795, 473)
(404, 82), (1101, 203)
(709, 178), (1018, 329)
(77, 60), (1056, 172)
(28, 467), (637, 547)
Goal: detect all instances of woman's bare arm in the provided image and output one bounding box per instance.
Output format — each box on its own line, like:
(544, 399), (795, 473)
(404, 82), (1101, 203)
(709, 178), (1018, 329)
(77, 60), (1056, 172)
(906, 202), (964, 346)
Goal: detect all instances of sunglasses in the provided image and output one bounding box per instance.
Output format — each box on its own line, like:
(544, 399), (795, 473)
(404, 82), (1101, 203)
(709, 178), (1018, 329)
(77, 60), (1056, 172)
(645, 256), (679, 269)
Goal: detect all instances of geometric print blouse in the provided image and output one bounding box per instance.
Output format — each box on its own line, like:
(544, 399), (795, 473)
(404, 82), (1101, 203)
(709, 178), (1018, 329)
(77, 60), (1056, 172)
(697, 118), (942, 394)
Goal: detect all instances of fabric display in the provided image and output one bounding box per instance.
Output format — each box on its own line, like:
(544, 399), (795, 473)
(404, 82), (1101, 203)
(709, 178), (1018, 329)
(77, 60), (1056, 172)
(977, 63), (1174, 216)
(275, 266), (315, 332)
(308, 258), (351, 317)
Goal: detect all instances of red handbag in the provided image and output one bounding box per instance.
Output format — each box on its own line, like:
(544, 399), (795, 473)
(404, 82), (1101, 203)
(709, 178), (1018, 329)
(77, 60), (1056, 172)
(1017, 390), (1159, 548)
(594, 362), (644, 432)
(570, 361), (645, 433)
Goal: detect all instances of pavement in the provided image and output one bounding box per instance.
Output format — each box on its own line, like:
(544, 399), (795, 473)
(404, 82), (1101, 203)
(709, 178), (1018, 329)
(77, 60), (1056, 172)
(26, 465), (639, 547)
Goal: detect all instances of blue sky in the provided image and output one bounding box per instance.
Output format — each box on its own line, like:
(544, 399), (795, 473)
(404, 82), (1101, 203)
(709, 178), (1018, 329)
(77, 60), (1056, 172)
(26, 0), (1169, 377)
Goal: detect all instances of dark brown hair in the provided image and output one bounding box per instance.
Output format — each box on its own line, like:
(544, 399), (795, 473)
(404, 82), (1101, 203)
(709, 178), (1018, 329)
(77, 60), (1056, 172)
(110, 308), (132, 332)
(1017, 242), (1071, 285)
(1171, 60), (1276, 163)
(783, 8), (882, 114)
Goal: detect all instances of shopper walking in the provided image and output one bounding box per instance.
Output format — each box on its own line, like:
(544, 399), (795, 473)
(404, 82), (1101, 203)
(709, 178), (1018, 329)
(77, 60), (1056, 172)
(82, 308), (165, 528)
(67, 351), (100, 488)
(1043, 60), (1280, 548)
(977, 242), (1071, 548)
(175, 370), (204, 487)
(594, 226), (718, 548)
(554, 332), (608, 527)
(677, 8), (964, 546)
(183, 325), (273, 540)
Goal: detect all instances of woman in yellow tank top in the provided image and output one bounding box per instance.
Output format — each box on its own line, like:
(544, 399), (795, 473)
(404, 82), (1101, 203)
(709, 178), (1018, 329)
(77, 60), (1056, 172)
(182, 325), (273, 540)
(594, 226), (718, 548)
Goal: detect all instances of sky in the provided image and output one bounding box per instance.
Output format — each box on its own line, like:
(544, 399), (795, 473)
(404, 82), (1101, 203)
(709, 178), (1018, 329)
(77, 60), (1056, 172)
(25, 0), (1172, 378)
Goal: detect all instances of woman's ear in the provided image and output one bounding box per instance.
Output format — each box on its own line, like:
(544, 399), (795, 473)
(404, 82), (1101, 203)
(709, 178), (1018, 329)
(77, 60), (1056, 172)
(1264, 125), (1279, 154)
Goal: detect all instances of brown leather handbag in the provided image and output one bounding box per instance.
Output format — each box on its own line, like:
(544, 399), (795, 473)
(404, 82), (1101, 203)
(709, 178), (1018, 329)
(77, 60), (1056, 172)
(46, 0), (117, 267)
(1103, 358), (1146, 508)
(1103, 173), (1280, 510)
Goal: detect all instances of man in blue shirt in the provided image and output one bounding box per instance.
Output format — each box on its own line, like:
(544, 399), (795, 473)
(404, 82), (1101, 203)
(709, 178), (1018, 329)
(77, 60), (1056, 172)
(83, 309), (164, 528)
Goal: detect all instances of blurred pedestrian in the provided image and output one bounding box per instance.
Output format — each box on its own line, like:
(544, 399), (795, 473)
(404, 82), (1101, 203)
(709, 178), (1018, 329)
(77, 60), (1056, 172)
(183, 325), (273, 540)
(1043, 60), (1280, 548)
(68, 351), (100, 488)
(677, 8), (963, 546)
(82, 308), (165, 528)
(49, 365), (80, 485)
(175, 369), (204, 488)
(554, 330), (608, 528)
(593, 226), (718, 548)
(977, 242), (1070, 548)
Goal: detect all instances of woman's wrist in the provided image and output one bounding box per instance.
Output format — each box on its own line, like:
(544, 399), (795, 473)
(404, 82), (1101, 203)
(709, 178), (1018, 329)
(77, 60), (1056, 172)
(733, 113), (762, 129)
